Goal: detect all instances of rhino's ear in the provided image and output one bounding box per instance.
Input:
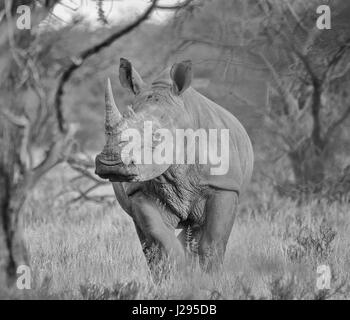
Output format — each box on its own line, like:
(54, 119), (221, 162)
(170, 60), (192, 95)
(119, 58), (145, 95)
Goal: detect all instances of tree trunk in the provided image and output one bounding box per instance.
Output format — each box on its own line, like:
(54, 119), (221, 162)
(0, 121), (28, 286)
(0, 172), (11, 285)
(0, 186), (28, 286)
(289, 139), (325, 186)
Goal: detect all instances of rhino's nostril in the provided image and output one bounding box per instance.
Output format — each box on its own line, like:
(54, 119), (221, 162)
(129, 158), (136, 166)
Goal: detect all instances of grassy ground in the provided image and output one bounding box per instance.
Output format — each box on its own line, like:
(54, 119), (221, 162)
(2, 165), (350, 299)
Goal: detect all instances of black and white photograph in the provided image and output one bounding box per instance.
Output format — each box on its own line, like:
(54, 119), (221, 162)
(0, 0), (350, 305)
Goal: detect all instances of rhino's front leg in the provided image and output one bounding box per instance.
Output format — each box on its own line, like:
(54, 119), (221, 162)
(130, 192), (185, 273)
(134, 224), (162, 267)
(199, 191), (238, 272)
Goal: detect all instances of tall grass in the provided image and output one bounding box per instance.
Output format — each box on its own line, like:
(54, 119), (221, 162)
(2, 165), (350, 299)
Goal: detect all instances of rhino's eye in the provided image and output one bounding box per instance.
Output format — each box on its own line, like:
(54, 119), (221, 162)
(147, 95), (152, 99)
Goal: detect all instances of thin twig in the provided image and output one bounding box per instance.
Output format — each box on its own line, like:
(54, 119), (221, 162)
(156, 0), (193, 10)
(53, 0), (159, 133)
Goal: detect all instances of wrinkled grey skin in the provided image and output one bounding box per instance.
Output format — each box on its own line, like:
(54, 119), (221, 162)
(95, 58), (254, 274)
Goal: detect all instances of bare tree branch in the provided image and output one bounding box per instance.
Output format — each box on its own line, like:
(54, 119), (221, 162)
(67, 154), (113, 204)
(328, 60), (350, 82)
(53, 0), (159, 133)
(178, 36), (253, 52)
(284, 0), (308, 33)
(31, 125), (77, 184)
(156, 0), (193, 10)
(0, 109), (31, 171)
(323, 38), (350, 82)
(69, 183), (114, 204)
(259, 52), (299, 113)
(323, 105), (350, 146)
(230, 89), (257, 108)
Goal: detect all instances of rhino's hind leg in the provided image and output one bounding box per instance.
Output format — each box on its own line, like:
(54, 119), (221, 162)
(198, 191), (238, 272)
(130, 193), (185, 277)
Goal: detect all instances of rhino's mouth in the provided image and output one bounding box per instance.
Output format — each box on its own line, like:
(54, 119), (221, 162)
(100, 173), (138, 182)
(97, 170), (138, 182)
(97, 158), (124, 167)
(95, 154), (139, 182)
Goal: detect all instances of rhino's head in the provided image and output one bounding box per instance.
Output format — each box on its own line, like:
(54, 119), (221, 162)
(95, 58), (193, 182)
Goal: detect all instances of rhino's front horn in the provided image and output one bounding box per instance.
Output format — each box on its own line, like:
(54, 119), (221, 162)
(105, 78), (122, 128)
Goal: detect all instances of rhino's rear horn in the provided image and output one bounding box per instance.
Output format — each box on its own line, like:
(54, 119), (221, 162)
(105, 78), (122, 128)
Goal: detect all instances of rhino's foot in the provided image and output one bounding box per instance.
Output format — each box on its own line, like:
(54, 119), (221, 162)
(198, 243), (225, 273)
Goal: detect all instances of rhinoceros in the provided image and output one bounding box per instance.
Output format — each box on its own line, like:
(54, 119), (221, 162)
(95, 58), (254, 273)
